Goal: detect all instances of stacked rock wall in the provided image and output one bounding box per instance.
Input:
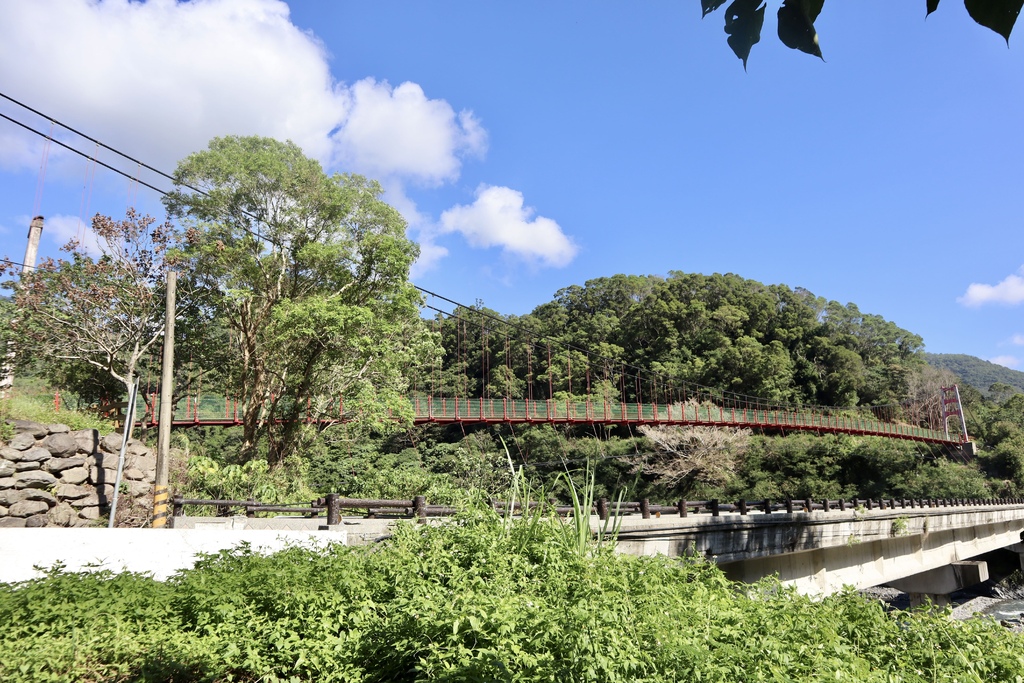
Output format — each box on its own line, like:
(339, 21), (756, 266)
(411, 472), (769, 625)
(0, 420), (155, 527)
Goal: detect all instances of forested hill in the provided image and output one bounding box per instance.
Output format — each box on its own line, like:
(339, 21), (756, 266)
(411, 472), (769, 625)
(440, 272), (929, 409)
(924, 353), (1024, 397)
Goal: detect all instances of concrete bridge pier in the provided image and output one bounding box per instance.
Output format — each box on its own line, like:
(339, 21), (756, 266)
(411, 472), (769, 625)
(887, 561), (989, 608)
(1006, 543), (1024, 572)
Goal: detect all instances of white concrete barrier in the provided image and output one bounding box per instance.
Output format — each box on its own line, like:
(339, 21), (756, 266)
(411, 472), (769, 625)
(0, 528), (346, 583)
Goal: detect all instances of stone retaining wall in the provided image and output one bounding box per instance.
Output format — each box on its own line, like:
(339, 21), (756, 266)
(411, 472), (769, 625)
(0, 420), (156, 527)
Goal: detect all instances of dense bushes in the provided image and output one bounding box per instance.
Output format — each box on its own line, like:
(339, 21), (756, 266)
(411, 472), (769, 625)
(3, 509), (1023, 682)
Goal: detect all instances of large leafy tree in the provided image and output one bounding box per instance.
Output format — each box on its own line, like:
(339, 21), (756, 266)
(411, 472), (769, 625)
(164, 136), (436, 464)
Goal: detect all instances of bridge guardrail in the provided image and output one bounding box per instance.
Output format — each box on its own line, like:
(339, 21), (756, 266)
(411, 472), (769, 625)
(171, 494), (1024, 526)
(135, 394), (962, 444)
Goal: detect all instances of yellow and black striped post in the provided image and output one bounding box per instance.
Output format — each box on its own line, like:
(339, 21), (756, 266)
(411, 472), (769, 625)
(152, 485), (170, 528)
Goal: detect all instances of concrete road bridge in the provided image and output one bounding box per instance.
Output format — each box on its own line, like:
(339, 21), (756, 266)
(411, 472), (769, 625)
(610, 499), (1024, 602)
(5, 497), (1022, 604)
(158, 496), (1024, 603)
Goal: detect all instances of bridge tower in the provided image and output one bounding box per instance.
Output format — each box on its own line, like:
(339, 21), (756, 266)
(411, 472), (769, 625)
(940, 385), (969, 443)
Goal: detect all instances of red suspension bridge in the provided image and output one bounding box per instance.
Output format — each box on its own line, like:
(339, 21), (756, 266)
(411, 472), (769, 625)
(136, 387), (969, 445)
(128, 297), (971, 446)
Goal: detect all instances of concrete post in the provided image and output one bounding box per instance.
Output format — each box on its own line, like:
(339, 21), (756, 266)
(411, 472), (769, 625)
(888, 561), (989, 608)
(23, 216), (44, 273)
(1007, 543), (1024, 572)
(152, 270), (176, 528)
(0, 216), (44, 398)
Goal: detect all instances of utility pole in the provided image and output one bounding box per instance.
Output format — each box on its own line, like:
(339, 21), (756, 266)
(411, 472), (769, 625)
(1, 216), (44, 399)
(152, 270), (175, 528)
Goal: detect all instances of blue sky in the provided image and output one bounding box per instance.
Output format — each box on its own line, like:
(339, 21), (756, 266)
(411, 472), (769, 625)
(0, 0), (1021, 369)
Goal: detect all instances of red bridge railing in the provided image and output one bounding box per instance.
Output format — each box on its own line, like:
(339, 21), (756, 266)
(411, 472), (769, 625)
(139, 394), (960, 444)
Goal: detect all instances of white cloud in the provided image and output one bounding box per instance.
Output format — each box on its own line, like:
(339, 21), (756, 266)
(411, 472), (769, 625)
(0, 0), (482, 187)
(0, 0), (569, 274)
(957, 266), (1024, 307)
(410, 240), (450, 278)
(0, 131), (44, 172)
(1012, 334), (1024, 346)
(990, 355), (1021, 369)
(44, 214), (103, 257)
(375, 179), (449, 277)
(439, 185), (578, 267)
(0, 0), (339, 172)
(332, 79), (486, 186)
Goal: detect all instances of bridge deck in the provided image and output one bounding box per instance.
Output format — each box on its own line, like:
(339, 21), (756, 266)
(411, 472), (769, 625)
(138, 395), (960, 443)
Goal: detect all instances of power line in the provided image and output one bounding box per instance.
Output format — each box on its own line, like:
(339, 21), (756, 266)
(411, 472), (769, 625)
(0, 111), (168, 196)
(0, 92), (273, 244)
(1, 91), (177, 185)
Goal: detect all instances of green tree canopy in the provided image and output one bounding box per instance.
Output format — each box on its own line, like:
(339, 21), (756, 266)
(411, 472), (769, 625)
(511, 272), (925, 408)
(164, 136), (437, 464)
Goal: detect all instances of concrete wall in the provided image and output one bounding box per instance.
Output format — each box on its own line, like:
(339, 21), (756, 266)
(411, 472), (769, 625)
(172, 513), (399, 544)
(0, 528), (345, 582)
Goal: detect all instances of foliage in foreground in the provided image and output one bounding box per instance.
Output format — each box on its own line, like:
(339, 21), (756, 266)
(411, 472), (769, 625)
(2, 510), (1023, 682)
(702, 1), (1021, 68)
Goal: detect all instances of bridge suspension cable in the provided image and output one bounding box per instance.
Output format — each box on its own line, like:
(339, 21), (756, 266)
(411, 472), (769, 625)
(1, 93), (969, 446)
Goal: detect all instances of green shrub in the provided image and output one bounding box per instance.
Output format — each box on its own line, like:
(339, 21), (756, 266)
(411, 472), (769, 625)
(3, 509), (1023, 682)
(179, 453), (318, 507)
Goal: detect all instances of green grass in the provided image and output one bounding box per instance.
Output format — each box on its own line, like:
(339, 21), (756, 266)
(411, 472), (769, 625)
(1, 392), (112, 434)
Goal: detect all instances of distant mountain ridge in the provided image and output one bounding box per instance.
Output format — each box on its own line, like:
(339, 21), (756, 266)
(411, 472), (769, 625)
(923, 353), (1024, 397)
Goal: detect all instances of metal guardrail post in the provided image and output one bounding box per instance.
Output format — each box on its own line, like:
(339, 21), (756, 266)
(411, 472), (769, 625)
(597, 497), (609, 521)
(414, 495), (426, 523)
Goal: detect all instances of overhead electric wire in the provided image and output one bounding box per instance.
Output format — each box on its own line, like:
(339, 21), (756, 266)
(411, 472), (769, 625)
(1, 258), (38, 272)
(0, 89), (702, 406)
(1, 91), (178, 185)
(0, 91), (273, 243)
(0, 111), (168, 196)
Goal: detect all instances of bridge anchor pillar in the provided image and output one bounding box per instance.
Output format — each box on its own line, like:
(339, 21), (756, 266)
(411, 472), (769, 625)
(1007, 543), (1024, 572)
(886, 561), (989, 609)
